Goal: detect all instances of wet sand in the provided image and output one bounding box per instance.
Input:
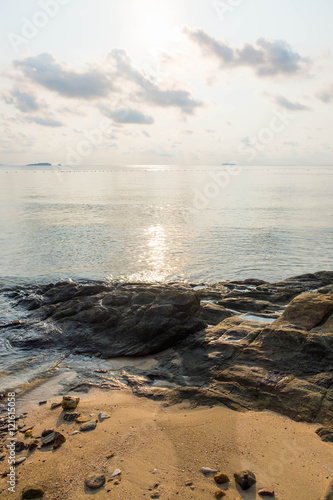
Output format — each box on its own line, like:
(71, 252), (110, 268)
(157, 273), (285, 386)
(2, 388), (333, 499)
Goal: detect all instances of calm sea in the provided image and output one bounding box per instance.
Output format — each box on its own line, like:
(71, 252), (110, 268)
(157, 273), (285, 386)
(1, 164), (332, 285)
(1, 164), (333, 395)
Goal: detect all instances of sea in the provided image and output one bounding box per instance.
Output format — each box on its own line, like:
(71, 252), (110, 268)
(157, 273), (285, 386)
(1, 164), (332, 400)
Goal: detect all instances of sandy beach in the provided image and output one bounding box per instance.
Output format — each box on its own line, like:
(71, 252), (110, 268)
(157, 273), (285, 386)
(2, 387), (332, 500)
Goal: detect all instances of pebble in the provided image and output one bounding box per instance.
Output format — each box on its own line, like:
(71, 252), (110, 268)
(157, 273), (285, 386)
(15, 441), (26, 453)
(71, 430), (79, 435)
(258, 488), (275, 496)
(150, 493), (160, 499)
(28, 440), (39, 451)
(63, 412), (80, 422)
(214, 491), (226, 499)
(98, 412), (110, 421)
(41, 430), (56, 445)
(111, 468), (122, 478)
(201, 467), (219, 475)
(185, 480), (193, 486)
(22, 486), (45, 499)
(0, 453), (5, 461)
(50, 402), (62, 410)
(80, 420), (97, 432)
(38, 400), (47, 405)
(15, 457), (26, 466)
(25, 430), (33, 437)
(85, 474), (106, 490)
(234, 470), (256, 490)
(106, 453), (115, 459)
(214, 473), (230, 484)
(53, 432), (66, 449)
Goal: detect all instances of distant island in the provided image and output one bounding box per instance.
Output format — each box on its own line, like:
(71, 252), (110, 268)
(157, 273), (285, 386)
(26, 163), (52, 166)
(221, 162), (237, 166)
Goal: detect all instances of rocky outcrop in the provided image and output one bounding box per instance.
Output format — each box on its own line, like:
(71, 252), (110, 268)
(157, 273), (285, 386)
(4, 271), (333, 425)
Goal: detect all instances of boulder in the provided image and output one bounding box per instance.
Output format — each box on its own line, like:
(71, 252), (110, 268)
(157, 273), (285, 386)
(277, 292), (333, 330)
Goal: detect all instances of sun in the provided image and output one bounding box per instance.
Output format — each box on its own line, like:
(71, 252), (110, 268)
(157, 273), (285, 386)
(138, 11), (177, 51)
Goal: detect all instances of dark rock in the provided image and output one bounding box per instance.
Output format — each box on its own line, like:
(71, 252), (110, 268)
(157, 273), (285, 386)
(41, 430), (56, 446)
(218, 297), (274, 313)
(85, 474), (106, 490)
(258, 489), (275, 497)
(214, 492), (226, 499)
(61, 396), (80, 410)
(63, 412), (80, 422)
(200, 303), (234, 325)
(15, 441), (26, 452)
(21, 486), (45, 499)
(53, 432), (66, 449)
(316, 427), (333, 442)
(234, 470), (256, 490)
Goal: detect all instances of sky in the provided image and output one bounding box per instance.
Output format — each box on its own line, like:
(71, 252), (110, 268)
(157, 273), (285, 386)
(1, 0), (333, 166)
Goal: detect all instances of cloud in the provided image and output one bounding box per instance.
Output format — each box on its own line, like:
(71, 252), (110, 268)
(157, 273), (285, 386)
(316, 83), (333, 103)
(275, 95), (310, 111)
(14, 53), (112, 99)
(3, 89), (43, 113)
(26, 116), (63, 127)
(100, 106), (154, 124)
(109, 49), (202, 114)
(183, 26), (310, 77)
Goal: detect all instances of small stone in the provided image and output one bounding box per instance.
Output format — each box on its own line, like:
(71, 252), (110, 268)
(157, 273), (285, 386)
(85, 474), (106, 490)
(214, 491), (226, 499)
(15, 457), (26, 466)
(61, 396), (80, 410)
(106, 453), (115, 459)
(0, 453), (5, 461)
(76, 417), (83, 423)
(28, 440), (39, 452)
(53, 432), (66, 450)
(71, 430), (79, 435)
(15, 441), (26, 453)
(63, 412), (80, 422)
(151, 493), (160, 499)
(80, 420), (97, 432)
(38, 400), (47, 405)
(98, 412), (110, 421)
(25, 430), (33, 437)
(41, 430), (56, 445)
(51, 402), (62, 410)
(111, 468), (122, 478)
(234, 470), (256, 490)
(214, 473), (230, 484)
(22, 486), (45, 499)
(185, 480), (193, 486)
(258, 488), (275, 496)
(201, 467), (219, 475)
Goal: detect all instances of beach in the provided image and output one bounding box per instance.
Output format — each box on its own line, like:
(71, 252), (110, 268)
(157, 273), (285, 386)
(1, 388), (333, 499)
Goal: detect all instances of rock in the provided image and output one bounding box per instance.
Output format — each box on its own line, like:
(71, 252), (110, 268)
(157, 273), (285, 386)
(200, 303), (234, 325)
(71, 430), (79, 435)
(25, 430), (33, 437)
(111, 468), (122, 478)
(185, 480), (193, 486)
(15, 457), (26, 466)
(278, 293), (333, 330)
(38, 400), (47, 405)
(316, 427), (333, 443)
(41, 430), (56, 445)
(234, 470), (256, 490)
(321, 478), (333, 500)
(98, 412), (110, 421)
(22, 486), (45, 499)
(28, 440), (39, 451)
(0, 453), (5, 461)
(15, 441), (26, 452)
(85, 474), (106, 490)
(150, 493), (160, 499)
(218, 297), (274, 313)
(214, 491), (226, 499)
(259, 489), (275, 497)
(61, 396), (80, 410)
(63, 412), (80, 422)
(201, 467), (219, 475)
(53, 432), (66, 449)
(50, 402), (62, 410)
(80, 420), (97, 432)
(214, 473), (230, 484)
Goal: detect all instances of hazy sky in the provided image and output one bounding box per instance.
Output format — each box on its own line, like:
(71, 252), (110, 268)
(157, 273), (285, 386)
(1, 0), (333, 165)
